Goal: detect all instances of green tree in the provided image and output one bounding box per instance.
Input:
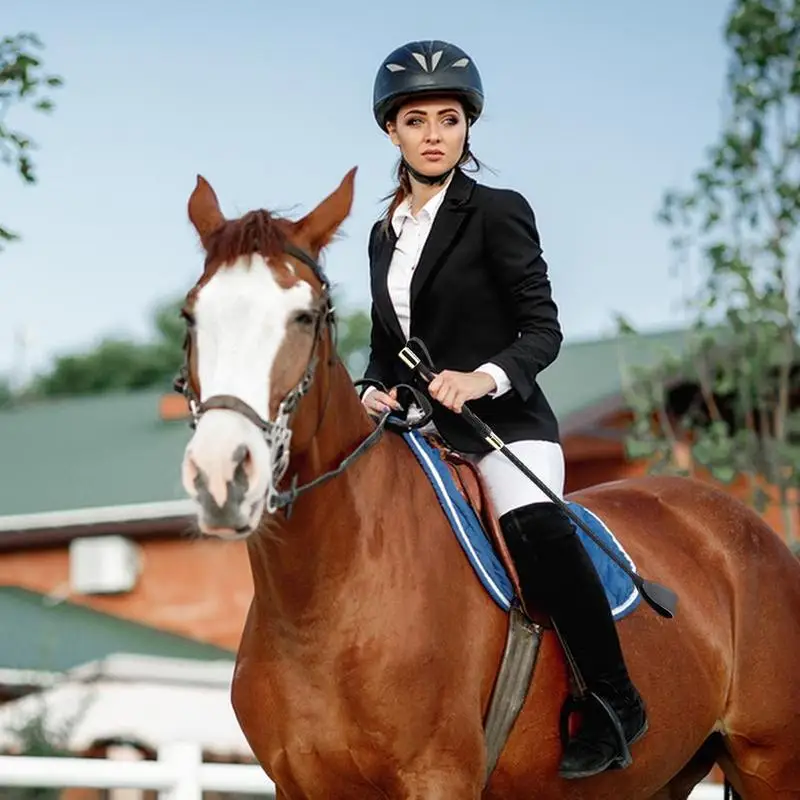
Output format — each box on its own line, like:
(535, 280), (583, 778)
(1, 32), (63, 249)
(20, 293), (371, 400)
(30, 297), (185, 398)
(619, 0), (800, 548)
(336, 305), (370, 377)
(0, 376), (12, 409)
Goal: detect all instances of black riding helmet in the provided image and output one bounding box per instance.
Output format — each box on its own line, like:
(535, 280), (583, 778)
(372, 40), (484, 131)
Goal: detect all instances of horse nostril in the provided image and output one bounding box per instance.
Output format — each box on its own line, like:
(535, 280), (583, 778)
(183, 451), (201, 491)
(232, 444), (256, 484)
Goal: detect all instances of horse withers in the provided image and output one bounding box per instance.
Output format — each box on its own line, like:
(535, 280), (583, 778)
(175, 167), (800, 799)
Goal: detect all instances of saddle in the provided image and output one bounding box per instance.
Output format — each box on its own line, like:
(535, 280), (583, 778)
(354, 375), (530, 620)
(427, 436), (527, 605)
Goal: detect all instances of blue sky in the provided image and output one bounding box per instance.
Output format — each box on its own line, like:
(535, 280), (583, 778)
(3, 0), (732, 382)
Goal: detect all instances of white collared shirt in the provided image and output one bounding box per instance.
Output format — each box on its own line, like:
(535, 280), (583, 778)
(381, 179), (511, 398)
(362, 179), (511, 404)
(387, 182), (449, 341)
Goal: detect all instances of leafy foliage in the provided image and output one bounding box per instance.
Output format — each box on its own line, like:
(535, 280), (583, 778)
(30, 298), (186, 398)
(0, 32), (63, 249)
(619, 0), (800, 546)
(2, 293), (372, 402)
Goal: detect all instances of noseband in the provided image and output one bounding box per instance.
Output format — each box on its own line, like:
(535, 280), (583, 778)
(174, 242), (390, 517)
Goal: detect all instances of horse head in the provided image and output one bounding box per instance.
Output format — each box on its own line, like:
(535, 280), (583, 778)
(177, 168), (357, 538)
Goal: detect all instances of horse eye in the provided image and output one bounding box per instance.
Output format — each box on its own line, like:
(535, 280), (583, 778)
(294, 310), (316, 326)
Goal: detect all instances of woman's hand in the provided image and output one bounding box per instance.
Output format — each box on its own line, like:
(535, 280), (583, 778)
(362, 386), (402, 417)
(428, 370), (496, 413)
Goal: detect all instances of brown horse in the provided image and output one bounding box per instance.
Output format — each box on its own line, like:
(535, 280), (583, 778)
(176, 167), (800, 799)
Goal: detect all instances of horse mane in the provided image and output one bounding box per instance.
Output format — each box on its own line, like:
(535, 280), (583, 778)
(197, 206), (340, 358)
(203, 209), (294, 269)
(197, 206), (340, 350)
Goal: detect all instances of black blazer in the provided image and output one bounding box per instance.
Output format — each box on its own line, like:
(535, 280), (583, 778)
(363, 168), (562, 455)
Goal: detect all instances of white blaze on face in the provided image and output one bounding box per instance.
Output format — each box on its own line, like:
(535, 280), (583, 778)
(180, 255), (313, 532)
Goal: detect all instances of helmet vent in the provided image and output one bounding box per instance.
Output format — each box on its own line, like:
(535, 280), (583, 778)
(411, 52), (428, 71)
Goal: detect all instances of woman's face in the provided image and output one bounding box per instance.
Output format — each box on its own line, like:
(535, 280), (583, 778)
(387, 96), (467, 178)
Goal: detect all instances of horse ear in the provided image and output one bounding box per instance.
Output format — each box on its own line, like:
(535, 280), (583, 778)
(295, 167), (357, 253)
(188, 175), (225, 245)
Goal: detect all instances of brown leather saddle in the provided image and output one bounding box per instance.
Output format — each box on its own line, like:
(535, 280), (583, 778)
(418, 431), (528, 612)
(354, 376), (532, 614)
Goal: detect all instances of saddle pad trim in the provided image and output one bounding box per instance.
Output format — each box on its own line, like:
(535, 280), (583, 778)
(403, 431), (641, 620)
(405, 430), (514, 610)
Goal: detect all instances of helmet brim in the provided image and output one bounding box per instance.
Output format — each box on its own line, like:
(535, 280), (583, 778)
(375, 87), (483, 130)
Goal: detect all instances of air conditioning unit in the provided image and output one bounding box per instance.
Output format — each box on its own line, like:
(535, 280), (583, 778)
(69, 535), (142, 595)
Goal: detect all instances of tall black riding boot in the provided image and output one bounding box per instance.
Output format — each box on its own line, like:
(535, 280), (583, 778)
(499, 501), (648, 780)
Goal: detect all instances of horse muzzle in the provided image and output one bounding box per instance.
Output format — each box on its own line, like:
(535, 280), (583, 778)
(181, 409), (271, 537)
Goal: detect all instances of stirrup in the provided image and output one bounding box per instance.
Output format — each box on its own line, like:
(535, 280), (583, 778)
(559, 691), (632, 770)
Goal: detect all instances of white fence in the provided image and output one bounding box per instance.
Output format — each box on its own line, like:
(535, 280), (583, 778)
(0, 742), (724, 799)
(0, 742), (275, 800)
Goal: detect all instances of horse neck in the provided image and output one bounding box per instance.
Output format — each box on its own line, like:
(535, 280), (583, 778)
(246, 357), (384, 630)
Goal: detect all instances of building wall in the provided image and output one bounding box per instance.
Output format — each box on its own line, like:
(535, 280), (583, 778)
(565, 454), (645, 495)
(0, 535), (252, 651)
(563, 433), (798, 546)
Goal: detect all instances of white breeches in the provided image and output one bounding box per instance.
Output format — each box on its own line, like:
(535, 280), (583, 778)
(466, 439), (565, 518)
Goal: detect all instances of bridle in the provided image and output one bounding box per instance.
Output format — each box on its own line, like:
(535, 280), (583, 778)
(173, 242), (391, 518)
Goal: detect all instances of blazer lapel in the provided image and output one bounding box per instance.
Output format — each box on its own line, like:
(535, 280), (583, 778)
(370, 224), (406, 343)
(409, 169), (475, 311)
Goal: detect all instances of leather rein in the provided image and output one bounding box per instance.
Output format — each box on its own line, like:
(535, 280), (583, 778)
(173, 242), (432, 518)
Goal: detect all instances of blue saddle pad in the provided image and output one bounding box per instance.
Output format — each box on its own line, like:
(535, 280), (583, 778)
(402, 430), (641, 621)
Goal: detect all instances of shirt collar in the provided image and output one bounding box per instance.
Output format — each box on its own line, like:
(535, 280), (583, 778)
(391, 171), (454, 236)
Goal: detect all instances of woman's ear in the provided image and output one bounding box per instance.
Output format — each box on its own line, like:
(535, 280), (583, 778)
(386, 120), (400, 147)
